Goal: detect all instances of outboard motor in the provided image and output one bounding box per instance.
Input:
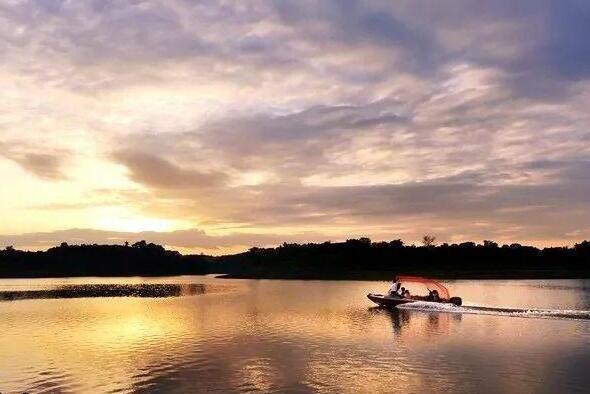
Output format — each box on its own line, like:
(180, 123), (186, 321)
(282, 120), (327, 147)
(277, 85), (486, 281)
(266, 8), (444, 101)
(449, 297), (462, 306)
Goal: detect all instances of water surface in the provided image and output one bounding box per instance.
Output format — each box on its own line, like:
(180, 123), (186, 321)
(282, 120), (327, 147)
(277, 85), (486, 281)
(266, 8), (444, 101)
(1, 277), (590, 393)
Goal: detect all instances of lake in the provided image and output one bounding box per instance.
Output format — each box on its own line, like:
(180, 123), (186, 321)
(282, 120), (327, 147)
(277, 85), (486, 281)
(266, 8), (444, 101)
(1, 277), (590, 393)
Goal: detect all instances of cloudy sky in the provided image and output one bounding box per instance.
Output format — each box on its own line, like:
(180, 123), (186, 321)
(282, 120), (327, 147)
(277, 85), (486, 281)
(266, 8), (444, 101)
(1, 0), (589, 253)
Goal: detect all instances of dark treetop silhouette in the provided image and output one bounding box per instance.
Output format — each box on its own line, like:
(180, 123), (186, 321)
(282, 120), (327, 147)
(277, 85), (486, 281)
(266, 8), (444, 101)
(0, 239), (589, 279)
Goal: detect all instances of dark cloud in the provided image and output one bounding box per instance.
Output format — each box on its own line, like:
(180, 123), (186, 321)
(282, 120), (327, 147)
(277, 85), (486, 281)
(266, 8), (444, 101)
(270, 0), (590, 95)
(106, 86), (589, 244)
(0, 141), (68, 180)
(513, 0), (590, 82)
(14, 153), (66, 179)
(221, 176), (589, 236)
(118, 100), (408, 182)
(103, 151), (590, 243)
(433, 0), (590, 97)
(273, 0), (439, 74)
(525, 160), (590, 182)
(3, 0), (590, 97)
(112, 150), (227, 190)
(302, 181), (590, 221)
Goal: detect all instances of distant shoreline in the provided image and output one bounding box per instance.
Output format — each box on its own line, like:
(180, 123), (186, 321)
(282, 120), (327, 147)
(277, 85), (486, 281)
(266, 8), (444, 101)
(216, 271), (590, 280)
(1, 271), (589, 280)
(1, 239), (589, 279)
(1, 270), (589, 280)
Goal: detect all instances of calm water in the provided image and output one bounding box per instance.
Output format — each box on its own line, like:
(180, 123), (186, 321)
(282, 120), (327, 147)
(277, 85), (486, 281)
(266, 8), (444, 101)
(1, 277), (590, 393)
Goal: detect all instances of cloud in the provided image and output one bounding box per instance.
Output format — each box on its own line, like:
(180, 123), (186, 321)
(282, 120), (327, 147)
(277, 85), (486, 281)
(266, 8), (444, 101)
(508, 1), (590, 82)
(104, 70), (589, 245)
(112, 150), (227, 190)
(0, 141), (69, 180)
(0, 228), (328, 252)
(1, 1), (590, 247)
(272, 0), (440, 74)
(2, 0), (589, 96)
(97, 151), (590, 245)
(525, 160), (590, 182)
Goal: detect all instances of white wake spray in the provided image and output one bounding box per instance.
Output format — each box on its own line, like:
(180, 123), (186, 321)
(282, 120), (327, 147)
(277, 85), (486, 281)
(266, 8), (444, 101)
(396, 301), (590, 320)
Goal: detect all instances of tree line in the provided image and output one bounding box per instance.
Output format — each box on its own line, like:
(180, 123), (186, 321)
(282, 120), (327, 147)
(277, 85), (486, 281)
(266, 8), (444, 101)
(0, 241), (208, 277)
(1, 237), (588, 279)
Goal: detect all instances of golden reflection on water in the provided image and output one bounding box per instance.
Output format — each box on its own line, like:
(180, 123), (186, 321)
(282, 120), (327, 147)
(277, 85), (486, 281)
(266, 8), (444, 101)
(1, 297), (193, 392)
(234, 357), (280, 392)
(0, 278), (589, 393)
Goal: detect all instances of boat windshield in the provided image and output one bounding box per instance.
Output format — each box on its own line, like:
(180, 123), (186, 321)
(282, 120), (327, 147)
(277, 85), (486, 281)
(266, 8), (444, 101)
(395, 275), (450, 300)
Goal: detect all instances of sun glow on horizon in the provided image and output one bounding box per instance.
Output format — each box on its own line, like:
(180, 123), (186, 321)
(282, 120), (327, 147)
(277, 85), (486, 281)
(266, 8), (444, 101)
(95, 214), (179, 233)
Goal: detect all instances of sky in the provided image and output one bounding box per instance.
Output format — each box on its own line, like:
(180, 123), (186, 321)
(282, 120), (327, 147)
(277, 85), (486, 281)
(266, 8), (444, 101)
(1, 0), (589, 254)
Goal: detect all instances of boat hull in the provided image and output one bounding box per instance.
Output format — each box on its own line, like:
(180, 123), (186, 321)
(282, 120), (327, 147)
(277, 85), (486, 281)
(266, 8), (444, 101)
(367, 293), (417, 308)
(367, 293), (463, 308)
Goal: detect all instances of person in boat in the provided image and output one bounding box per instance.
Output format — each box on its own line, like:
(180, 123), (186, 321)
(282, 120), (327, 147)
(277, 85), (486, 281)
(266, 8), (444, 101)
(403, 289), (411, 298)
(387, 281), (400, 296)
(399, 287), (406, 297)
(425, 290), (434, 301)
(431, 289), (440, 302)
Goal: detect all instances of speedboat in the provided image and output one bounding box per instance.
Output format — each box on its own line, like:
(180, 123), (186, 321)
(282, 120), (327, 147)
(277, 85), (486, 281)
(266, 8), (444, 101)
(367, 275), (462, 308)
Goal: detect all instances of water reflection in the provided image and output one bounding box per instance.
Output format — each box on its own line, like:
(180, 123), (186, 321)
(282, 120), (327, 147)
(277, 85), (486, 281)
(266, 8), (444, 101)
(1, 278), (589, 393)
(367, 306), (463, 346)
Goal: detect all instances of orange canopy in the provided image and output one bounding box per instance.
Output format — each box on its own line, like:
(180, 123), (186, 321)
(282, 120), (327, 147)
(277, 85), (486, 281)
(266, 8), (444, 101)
(395, 275), (450, 300)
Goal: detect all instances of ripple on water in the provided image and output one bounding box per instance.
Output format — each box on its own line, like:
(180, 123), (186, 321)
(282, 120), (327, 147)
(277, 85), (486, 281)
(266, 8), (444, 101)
(2, 278), (590, 393)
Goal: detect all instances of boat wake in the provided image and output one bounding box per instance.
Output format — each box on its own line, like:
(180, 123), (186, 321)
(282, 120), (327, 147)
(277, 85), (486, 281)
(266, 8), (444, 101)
(396, 301), (590, 320)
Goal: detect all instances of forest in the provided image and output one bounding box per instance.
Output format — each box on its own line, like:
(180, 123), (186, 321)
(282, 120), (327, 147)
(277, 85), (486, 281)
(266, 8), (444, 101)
(1, 238), (589, 279)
